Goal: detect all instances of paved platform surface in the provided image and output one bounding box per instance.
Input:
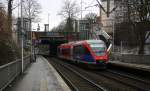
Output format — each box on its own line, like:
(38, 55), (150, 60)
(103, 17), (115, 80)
(4, 56), (71, 91)
(109, 61), (150, 72)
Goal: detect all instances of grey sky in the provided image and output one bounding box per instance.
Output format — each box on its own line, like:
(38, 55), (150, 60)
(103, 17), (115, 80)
(1, 0), (100, 31)
(36, 0), (99, 31)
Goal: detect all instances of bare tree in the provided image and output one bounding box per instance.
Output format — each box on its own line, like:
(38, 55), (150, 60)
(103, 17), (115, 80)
(7, 0), (13, 37)
(84, 13), (97, 27)
(58, 0), (80, 19)
(6, 0), (18, 37)
(0, 7), (21, 65)
(114, 0), (150, 54)
(0, 6), (7, 32)
(84, 13), (97, 20)
(58, 0), (80, 32)
(23, 0), (41, 22)
(51, 21), (66, 32)
(131, 0), (150, 54)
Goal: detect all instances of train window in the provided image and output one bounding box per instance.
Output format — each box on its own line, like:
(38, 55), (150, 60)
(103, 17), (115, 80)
(89, 43), (106, 56)
(73, 45), (90, 55)
(73, 45), (84, 55)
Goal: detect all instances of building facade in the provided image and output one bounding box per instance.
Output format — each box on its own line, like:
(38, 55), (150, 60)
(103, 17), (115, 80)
(100, 0), (150, 45)
(101, 0), (115, 35)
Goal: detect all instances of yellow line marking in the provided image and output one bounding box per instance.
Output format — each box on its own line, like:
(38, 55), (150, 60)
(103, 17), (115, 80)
(40, 78), (48, 91)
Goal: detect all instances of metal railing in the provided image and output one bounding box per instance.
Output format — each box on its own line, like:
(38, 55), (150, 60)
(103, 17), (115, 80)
(0, 55), (31, 91)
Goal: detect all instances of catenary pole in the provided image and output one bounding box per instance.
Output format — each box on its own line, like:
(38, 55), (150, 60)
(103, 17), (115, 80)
(21, 0), (24, 73)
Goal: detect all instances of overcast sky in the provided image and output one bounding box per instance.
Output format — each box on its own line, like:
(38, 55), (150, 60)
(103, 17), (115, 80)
(37, 0), (99, 31)
(1, 0), (100, 31)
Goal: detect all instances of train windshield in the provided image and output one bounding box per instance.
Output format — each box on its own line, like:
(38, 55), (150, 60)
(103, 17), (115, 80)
(89, 43), (106, 56)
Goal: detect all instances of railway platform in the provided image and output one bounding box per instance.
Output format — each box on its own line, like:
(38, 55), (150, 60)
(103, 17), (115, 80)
(109, 61), (150, 72)
(4, 56), (71, 91)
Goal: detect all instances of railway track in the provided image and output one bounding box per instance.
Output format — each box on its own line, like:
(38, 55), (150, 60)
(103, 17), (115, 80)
(94, 69), (150, 91)
(49, 58), (106, 91)
(107, 69), (150, 85)
(47, 57), (150, 91)
(94, 71), (150, 91)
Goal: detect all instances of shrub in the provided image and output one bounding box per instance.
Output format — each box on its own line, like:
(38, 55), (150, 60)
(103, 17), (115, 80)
(0, 8), (21, 66)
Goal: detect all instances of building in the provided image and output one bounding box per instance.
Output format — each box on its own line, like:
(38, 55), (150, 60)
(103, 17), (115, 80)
(100, 0), (115, 35)
(79, 20), (90, 32)
(100, 0), (150, 45)
(114, 0), (141, 23)
(75, 19), (91, 40)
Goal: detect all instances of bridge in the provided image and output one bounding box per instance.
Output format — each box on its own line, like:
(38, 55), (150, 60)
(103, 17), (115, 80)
(32, 31), (111, 56)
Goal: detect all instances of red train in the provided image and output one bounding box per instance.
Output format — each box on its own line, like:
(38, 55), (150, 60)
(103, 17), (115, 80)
(57, 40), (109, 69)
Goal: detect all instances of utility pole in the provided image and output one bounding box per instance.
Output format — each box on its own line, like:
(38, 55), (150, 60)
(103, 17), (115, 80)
(81, 0), (83, 19)
(107, 0), (110, 17)
(48, 13), (50, 31)
(28, 0), (33, 62)
(96, 0), (117, 18)
(18, 0), (20, 17)
(21, 0), (24, 73)
(99, 4), (102, 24)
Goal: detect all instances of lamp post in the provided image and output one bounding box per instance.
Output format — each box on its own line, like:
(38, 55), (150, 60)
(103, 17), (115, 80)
(80, 0), (87, 20)
(81, 0), (83, 20)
(30, 18), (33, 61)
(112, 20), (115, 52)
(21, 0), (24, 73)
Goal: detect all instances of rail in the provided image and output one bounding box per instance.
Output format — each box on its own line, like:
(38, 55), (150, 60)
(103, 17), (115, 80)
(49, 58), (106, 91)
(0, 55), (31, 91)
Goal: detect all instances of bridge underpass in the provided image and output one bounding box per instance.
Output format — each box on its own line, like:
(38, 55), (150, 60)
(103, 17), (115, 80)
(43, 40), (67, 56)
(34, 31), (90, 56)
(37, 37), (68, 56)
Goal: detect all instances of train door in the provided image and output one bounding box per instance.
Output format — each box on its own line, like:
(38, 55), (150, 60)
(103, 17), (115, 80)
(82, 46), (95, 63)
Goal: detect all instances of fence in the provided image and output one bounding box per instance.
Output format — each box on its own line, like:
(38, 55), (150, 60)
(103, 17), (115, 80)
(113, 41), (139, 54)
(0, 55), (31, 91)
(111, 52), (150, 65)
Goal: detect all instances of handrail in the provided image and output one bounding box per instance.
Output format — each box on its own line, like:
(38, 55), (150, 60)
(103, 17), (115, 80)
(0, 59), (20, 70)
(0, 55), (31, 91)
(0, 55), (30, 70)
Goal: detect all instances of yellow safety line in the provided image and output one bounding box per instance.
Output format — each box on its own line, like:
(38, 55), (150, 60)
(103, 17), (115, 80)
(40, 78), (48, 91)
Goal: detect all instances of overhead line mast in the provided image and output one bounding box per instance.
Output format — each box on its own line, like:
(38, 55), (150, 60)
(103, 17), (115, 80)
(81, 0), (83, 19)
(96, 0), (117, 17)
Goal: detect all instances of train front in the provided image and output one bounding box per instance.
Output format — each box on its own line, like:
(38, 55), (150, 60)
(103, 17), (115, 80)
(87, 40), (109, 68)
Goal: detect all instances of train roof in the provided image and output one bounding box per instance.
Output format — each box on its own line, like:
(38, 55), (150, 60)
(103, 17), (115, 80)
(72, 40), (105, 45)
(58, 40), (105, 48)
(86, 40), (105, 44)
